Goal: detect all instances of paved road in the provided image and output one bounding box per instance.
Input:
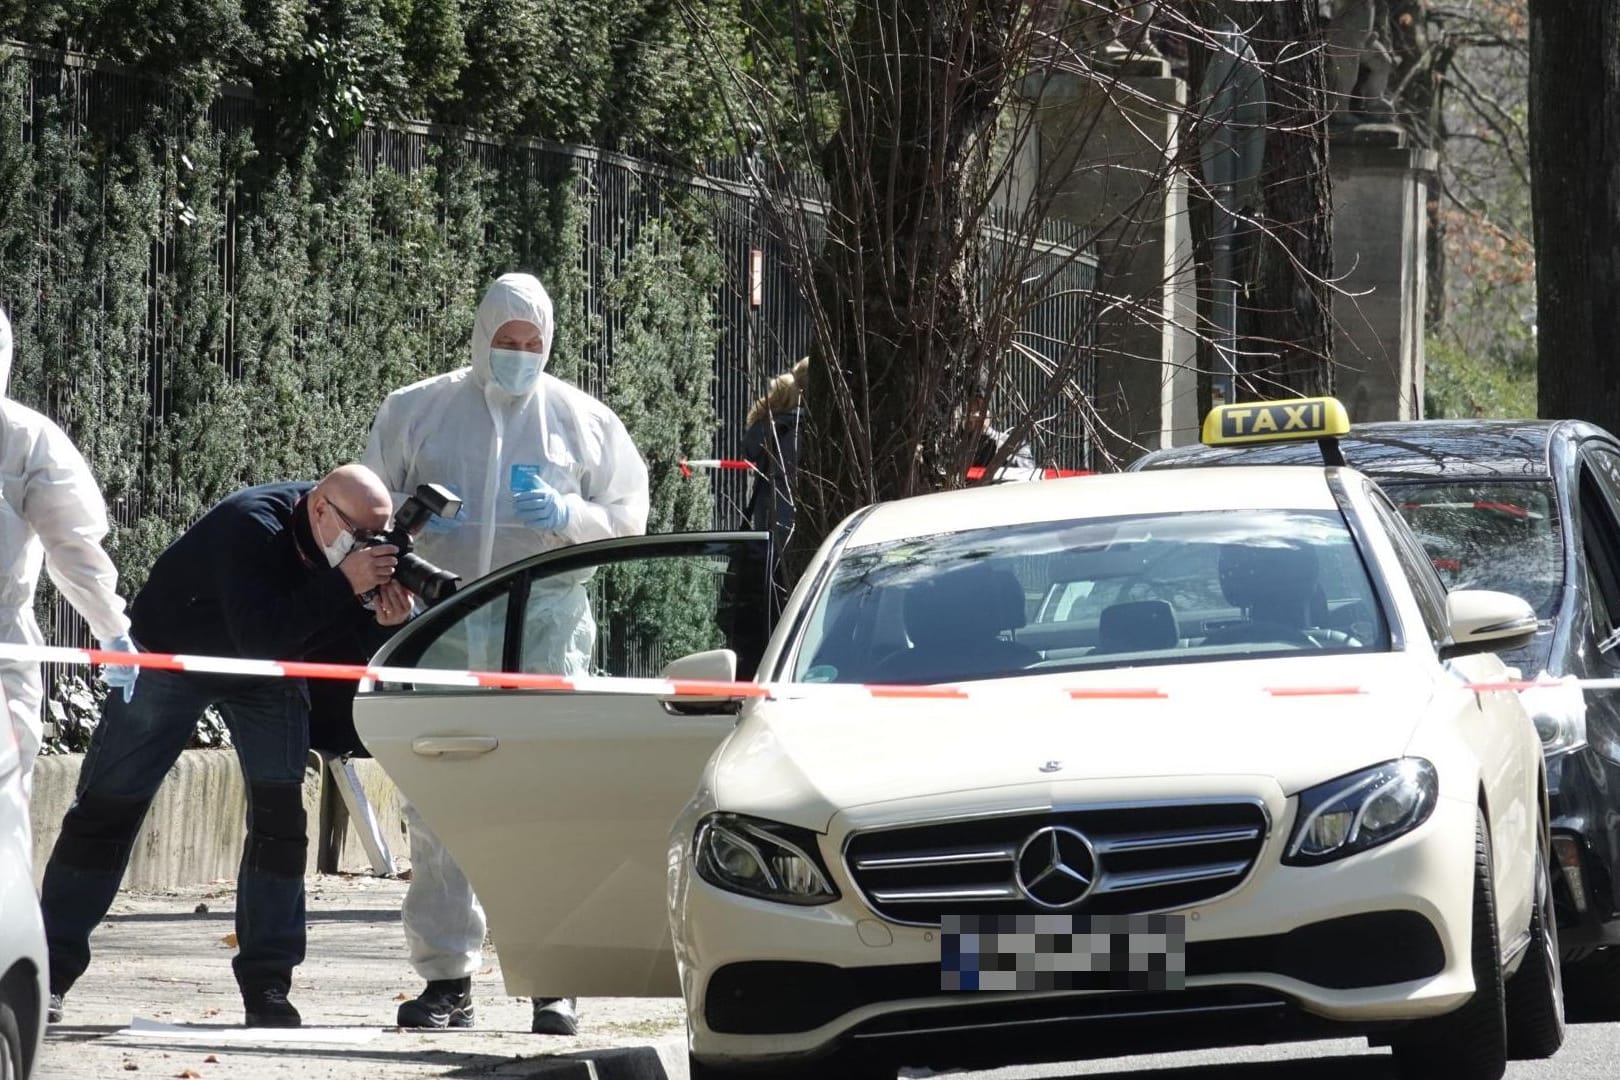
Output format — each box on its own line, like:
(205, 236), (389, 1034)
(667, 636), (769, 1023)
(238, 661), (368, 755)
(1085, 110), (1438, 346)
(32, 876), (1620, 1078)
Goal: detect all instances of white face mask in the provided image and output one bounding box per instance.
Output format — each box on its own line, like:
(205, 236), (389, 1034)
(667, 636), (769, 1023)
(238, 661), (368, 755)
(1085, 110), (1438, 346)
(319, 504), (357, 567)
(488, 348), (544, 395)
(322, 528), (354, 568)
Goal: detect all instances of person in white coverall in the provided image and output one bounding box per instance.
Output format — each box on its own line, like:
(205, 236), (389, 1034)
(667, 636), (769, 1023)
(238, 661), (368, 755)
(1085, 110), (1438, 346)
(0, 308), (137, 809)
(362, 273), (649, 1034)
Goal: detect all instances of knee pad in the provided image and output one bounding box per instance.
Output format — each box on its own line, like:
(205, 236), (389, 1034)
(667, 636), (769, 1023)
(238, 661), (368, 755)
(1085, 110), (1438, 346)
(53, 791), (149, 872)
(246, 782), (308, 879)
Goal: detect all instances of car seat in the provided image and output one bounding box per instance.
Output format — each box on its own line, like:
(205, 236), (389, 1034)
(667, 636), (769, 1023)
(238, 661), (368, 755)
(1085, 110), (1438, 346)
(873, 564), (1040, 683)
(1093, 600), (1180, 653)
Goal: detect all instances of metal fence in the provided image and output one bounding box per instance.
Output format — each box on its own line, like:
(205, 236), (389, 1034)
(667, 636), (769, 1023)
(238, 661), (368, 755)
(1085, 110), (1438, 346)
(6, 47), (1097, 691)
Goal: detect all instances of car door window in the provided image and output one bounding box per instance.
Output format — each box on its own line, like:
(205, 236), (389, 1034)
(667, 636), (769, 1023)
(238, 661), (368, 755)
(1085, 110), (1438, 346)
(1368, 486), (1449, 645)
(1577, 453), (1620, 652)
(418, 590), (512, 673)
(378, 536), (771, 686)
(528, 552), (745, 678)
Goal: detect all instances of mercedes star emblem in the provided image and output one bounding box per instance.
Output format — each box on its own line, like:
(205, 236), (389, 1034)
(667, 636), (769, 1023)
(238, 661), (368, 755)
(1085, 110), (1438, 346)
(1039, 760), (1063, 773)
(1014, 825), (1098, 909)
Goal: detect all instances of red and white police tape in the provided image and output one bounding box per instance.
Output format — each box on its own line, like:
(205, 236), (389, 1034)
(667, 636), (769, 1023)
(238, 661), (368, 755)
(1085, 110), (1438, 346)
(0, 642), (1616, 701)
(679, 459), (759, 478)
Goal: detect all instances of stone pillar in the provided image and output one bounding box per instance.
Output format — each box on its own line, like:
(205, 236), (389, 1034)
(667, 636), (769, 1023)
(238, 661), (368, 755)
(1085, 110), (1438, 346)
(1033, 58), (1198, 467)
(1330, 126), (1438, 421)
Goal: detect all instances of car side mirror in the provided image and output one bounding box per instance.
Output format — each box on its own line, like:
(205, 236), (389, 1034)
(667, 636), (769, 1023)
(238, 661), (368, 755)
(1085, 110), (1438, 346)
(658, 649), (743, 717)
(1438, 589), (1539, 661)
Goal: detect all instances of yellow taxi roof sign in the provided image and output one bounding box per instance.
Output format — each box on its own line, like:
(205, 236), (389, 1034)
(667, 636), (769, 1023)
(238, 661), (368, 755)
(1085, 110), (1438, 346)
(1201, 396), (1351, 447)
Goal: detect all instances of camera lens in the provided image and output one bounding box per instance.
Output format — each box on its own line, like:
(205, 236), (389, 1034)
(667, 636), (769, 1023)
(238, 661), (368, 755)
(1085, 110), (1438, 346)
(394, 552), (460, 606)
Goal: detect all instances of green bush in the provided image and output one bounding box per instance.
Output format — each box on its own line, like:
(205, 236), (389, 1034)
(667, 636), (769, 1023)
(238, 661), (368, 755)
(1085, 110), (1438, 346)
(0, 0), (752, 162)
(0, 40), (725, 738)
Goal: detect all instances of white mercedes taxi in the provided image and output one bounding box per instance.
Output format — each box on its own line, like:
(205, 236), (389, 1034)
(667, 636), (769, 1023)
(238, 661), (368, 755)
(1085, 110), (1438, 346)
(356, 398), (1565, 1080)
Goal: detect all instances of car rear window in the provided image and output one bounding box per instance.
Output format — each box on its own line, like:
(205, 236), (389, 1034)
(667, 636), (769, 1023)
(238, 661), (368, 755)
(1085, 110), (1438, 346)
(1383, 480), (1562, 619)
(790, 509), (1390, 685)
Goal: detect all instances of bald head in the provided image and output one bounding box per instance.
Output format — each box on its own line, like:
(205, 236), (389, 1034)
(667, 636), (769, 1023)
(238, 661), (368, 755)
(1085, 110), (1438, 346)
(310, 464), (393, 548)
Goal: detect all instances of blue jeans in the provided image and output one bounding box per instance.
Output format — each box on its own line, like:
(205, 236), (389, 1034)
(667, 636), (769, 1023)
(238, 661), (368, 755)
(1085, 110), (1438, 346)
(40, 669), (310, 996)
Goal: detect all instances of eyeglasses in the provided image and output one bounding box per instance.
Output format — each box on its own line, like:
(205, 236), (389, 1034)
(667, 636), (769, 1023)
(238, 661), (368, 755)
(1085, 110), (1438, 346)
(324, 499), (384, 543)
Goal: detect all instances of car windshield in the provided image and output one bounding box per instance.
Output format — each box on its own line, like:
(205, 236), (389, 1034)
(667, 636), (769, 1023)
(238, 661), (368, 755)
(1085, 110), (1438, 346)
(1384, 480), (1563, 619)
(790, 509), (1391, 685)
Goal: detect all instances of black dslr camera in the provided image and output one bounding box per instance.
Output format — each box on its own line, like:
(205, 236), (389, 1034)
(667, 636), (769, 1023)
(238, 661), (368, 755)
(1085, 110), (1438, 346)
(360, 483), (462, 605)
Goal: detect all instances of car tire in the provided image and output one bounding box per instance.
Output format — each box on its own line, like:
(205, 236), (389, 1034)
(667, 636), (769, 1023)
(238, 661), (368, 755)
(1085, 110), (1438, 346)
(1391, 807), (1508, 1080)
(0, 1003), (22, 1080)
(1505, 829), (1566, 1058)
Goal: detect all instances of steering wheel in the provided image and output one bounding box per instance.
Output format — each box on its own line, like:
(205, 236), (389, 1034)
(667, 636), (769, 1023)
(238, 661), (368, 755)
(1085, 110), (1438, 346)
(1203, 620), (1321, 649)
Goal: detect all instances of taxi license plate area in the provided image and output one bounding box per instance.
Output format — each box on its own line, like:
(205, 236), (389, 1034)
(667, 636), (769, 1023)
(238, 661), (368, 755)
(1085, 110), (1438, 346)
(941, 913), (1186, 992)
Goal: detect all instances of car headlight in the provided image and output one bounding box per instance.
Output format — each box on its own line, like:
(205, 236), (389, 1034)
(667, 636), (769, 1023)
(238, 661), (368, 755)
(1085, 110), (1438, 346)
(1520, 674), (1588, 757)
(693, 813), (839, 905)
(1283, 759), (1438, 866)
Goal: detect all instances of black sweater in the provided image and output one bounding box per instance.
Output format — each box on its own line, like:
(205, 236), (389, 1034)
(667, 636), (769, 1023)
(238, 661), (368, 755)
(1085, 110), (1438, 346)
(130, 481), (392, 664)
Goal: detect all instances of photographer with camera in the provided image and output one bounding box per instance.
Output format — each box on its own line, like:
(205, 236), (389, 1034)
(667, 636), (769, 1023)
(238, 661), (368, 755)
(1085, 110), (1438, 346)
(38, 464), (414, 1029)
(363, 272), (648, 1035)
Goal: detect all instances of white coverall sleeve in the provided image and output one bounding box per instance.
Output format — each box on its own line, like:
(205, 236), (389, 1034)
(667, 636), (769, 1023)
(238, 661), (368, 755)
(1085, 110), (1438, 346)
(361, 394), (412, 508)
(559, 414), (650, 543)
(25, 422), (130, 641)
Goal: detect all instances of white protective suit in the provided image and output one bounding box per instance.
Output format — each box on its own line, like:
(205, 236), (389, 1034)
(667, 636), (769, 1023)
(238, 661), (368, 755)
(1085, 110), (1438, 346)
(0, 309), (131, 800)
(362, 273), (649, 982)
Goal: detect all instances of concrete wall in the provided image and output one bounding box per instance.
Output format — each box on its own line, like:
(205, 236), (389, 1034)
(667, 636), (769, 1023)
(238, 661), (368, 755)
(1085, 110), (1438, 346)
(1034, 58), (1198, 465)
(28, 749), (403, 889)
(1330, 127), (1437, 421)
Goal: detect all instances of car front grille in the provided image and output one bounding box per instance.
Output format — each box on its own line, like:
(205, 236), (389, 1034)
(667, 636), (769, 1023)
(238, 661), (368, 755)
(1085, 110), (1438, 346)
(844, 801), (1269, 926)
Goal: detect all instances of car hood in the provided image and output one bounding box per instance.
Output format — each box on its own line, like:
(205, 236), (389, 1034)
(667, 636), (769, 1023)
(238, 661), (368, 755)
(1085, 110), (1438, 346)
(713, 653), (1438, 832)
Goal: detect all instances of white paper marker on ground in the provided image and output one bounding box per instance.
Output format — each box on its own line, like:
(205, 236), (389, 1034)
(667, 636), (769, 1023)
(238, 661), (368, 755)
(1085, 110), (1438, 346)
(111, 1017), (382, 1045)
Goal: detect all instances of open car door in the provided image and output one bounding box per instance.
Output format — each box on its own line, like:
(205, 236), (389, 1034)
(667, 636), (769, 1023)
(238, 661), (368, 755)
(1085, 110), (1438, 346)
(355, 532), (771, 997)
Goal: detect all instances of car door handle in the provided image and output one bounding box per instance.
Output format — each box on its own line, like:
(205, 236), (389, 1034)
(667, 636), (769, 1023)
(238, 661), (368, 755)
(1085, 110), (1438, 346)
(411, 736), (498, 757)
(661, 695), (744, 718)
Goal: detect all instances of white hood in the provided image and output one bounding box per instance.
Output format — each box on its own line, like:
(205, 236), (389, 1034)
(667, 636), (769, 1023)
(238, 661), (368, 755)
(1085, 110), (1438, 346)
(714, 653), (1438, 832)
(0, 307), (11, 397)
(470, 273), (554, 399)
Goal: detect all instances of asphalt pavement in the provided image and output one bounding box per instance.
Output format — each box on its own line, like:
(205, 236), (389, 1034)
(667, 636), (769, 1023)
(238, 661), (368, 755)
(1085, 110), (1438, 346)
(32, 876), (1620, 1079)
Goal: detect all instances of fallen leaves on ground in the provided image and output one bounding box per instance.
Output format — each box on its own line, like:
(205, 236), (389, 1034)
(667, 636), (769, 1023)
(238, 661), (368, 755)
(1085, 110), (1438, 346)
(220, 932), (238, 948)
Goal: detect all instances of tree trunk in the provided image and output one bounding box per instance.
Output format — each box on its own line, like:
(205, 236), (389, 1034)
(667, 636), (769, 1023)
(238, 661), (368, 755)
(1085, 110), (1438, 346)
(1237, 0), (1334, 397)
(794, 0), (1017, 556)
(1529, 1), (1620, 427)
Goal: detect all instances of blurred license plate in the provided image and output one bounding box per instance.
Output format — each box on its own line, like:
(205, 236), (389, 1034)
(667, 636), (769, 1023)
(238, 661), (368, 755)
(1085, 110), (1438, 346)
(941, 913), (1186, 992)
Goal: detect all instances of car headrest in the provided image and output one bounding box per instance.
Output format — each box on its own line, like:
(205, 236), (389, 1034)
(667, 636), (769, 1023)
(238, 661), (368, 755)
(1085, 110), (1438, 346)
(1096, 600), (1179, 653)
(905, 564), (1028, 647)
(1218, 541), (1320, 613)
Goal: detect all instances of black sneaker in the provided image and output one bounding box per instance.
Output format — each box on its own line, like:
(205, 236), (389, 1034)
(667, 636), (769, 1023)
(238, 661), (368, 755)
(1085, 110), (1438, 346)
(530, 997), (578, 1035)
(47, 993), (64, 1024)
(243, 985), (301, 1028)
(396, 978), (475, 1029)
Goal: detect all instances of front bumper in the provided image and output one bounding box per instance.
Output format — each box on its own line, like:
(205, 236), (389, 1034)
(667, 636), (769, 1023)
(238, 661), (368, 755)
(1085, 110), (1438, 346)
(675, 790), (1481, 1072)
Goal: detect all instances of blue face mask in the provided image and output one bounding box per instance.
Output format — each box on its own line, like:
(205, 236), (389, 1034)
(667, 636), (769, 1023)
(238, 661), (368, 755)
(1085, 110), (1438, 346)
(488, 348), (544, 395)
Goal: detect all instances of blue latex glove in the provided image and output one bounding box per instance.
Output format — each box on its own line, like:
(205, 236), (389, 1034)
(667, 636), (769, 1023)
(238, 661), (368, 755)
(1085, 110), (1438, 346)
(514, 482), (570, 532)
(100, 634), (139, 704)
